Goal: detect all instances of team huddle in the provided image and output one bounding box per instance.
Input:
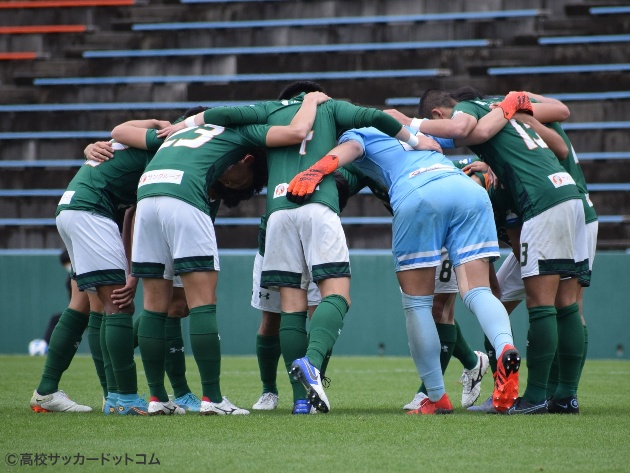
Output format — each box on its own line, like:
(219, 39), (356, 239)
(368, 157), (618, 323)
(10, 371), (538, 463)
(29, 80), (595, 416)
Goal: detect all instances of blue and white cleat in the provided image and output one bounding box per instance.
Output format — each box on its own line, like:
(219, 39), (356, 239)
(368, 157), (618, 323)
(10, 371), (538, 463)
(102, 395), (118, 415)
(173, 392), (202, 413)
(292, 399), (317, 415)
(290, 357), (330, 413)
(116, 395), (148, 416)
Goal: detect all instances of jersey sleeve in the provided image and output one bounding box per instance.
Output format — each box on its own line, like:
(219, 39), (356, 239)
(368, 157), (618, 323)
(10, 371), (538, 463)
(235, 124), (273, 147)
(203, 103), (270, 126)
(145, 129), (164, 152)
(333, 101), (402, 137)
(337, 165), (365, 197)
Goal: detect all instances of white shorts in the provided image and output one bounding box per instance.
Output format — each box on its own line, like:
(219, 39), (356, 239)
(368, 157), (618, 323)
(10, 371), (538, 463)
(519, 199), (589, 279)
(56, 210), (128, 290)
(496, 252), (525, 302)
(131, 196), (220, 279)
(434, 248), (458, 294)
(261, 204), (350, 289)
(251, 252), (322, 312)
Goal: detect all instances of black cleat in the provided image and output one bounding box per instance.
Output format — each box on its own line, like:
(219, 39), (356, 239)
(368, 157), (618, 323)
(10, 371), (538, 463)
(547, 395), (579, 414)
(506, 397), (548, 415)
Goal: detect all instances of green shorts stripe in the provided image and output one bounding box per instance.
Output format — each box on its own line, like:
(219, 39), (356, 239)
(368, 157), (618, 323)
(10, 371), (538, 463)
(76, 269), (126, 289)
(312, 262), (351, 281)
(132, 262), (165, 278)
(538, 258), (589, 278)
(261, 270), (302, 288)
(174, 256), (216, 273)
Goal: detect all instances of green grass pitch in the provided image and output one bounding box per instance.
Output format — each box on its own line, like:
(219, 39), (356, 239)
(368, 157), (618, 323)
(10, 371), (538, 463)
(2, 355), (629, 472)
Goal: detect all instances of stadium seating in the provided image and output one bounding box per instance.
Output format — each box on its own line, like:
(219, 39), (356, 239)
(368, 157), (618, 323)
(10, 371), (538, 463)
(1, 0), (629, 249)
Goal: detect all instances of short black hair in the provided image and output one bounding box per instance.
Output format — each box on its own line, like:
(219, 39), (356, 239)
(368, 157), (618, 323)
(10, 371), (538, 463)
(450, 86), (484, 102)
(183, 106), (209, 118)
(277, 81), (325, 100)
(211, 148), (268, 208)
(418, 88), (457, 118)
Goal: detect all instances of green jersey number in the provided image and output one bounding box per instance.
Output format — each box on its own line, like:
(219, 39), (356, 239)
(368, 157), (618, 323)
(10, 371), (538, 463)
(161, 125), (225, 149)
(520, 242), (529, 267)
(509, 120), (548, 151)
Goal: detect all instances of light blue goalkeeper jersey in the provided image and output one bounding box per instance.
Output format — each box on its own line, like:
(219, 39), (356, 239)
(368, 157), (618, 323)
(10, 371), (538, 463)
(338, 127), (461, 211)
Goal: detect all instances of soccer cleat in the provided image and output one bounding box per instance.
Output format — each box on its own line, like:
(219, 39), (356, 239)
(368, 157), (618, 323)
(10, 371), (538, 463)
(30, 390), (93, 413)
(292, 399), (317, 415)
(199, 396), (250, 415)
(460, 351), (490, 408)
(506, 397), (548, 415)
(467, 395), (497, 414)
(252, 392), (279, 411)
(174, 392), (202, 413)
(493, 344), (520, 413)
(148, 398), (186, 416)
(403, 392), (429, 410)
(407, 393), (453, 415)
(290, 357), (330, 413)
(102, 396), (118, 415)
(116, 395), (149, 415)
(498, 92), (533, 120)
(547, 395), (579, 414)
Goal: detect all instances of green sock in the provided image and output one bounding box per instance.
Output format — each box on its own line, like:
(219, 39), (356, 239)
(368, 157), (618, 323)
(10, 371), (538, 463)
(484, 336), (497, 375)
(418, 323), (456, 395)
(106, 313), (137, 395)
(100, 313), (118, 394)
(554, 303), (584, 399)
(133, 314), (140, 349)
(189, 304), (222, 402)
(256, 334), (281, 395)
(305, 294), (348, 369)
(279, 311), (308, 402)
(453, 319), (478, 370)
(138, 310), (169, 401)
(37, 308), (88, 395)
(523, 306), (557, 404)
(165, 317), (190, 399)
(546, 351), (559, 399)
(87, 311), (107, 397)
(578, 325), (588, 388)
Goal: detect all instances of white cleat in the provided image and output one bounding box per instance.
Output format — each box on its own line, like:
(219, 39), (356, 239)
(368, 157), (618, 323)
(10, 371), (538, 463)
(460, 351), (490, 408)
(30, 390), (93, 413)
(403, 392), (429, 410)
(200, 397), (250, 416)
(148, 399), (186, 416)
(252, 392), (279, 411)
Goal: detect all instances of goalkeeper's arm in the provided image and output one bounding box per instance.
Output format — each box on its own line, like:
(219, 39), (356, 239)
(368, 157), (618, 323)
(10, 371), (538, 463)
(287, 140), (364, 204)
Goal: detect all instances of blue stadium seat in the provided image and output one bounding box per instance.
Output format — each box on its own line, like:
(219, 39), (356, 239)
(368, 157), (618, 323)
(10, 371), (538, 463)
(0, 101), (254, 112)
(0, 160), (85, 167)
(0, 131), (110, 139)
(33, 68), (451, 86)
(487, 63), (630, 75)
(83, 40), (495, 59)
(538, 34), (630, 45)
(132, 9), (545, 31)
(590, 6), (630, 15)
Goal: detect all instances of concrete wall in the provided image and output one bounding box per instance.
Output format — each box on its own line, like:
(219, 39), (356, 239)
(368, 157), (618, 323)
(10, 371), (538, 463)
(2, 251), (628, 360)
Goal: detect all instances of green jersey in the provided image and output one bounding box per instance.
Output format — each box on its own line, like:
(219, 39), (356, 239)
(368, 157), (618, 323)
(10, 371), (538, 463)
(547, 122), (598, 224)
(136, 124), (269, 215)
(201, 94), (403, 216)
(56, 130), (163, 221)
(455, 99), (581, 222)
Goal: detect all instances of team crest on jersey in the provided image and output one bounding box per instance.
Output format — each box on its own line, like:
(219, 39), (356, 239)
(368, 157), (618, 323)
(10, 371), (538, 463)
(273, 183), (288, 198)
(58, 190), (75, 205)
(548, 172), (576, 188)
(138, 169), (184, 187)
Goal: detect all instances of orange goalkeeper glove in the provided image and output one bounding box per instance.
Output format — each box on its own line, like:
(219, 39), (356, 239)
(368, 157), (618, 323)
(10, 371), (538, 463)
(498, 92), (533, 120)
(287, 154), (339, 204)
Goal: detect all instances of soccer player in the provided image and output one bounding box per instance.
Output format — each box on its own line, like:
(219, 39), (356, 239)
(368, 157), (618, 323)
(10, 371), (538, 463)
(115, 92), (329, 415)
(285, 97), (527, 414)
(30, 121), (168, 415)
(161, 81), (429, 413)
(409, 89), (589, 414)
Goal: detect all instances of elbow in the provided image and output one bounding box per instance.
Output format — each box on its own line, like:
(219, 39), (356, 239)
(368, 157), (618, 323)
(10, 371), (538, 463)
(556, 145), (570, 161)
(111, 126), (123, 141)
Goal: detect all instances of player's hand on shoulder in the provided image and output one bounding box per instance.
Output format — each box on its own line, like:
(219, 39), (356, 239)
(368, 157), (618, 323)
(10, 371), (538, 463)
(413, 133), (442, 153)
(462, 160), (489, 175)
(157, 121), (186, 139)
(85, 141), (113, 162)
(384, 109), (412, 126)
(305, 91), (331, 105)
